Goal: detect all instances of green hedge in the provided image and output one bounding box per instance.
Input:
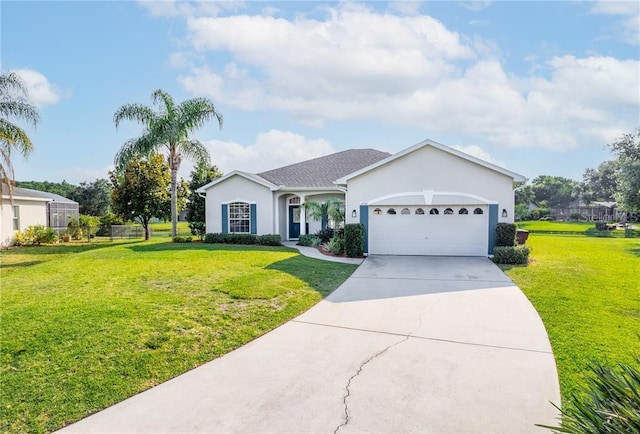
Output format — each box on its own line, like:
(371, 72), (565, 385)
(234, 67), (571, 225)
(298, 234), (320, 247)
(203, 233), (282, 246)
(495, 223), (517, 247)
(492, 245), (530, 265)
(172, 236), (193, 243)
(344, 223), (364, 257)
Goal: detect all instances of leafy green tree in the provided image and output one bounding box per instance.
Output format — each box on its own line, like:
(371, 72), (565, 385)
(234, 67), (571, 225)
(185, 162), (222, 239)
(110, 154), (171, 240)
(113, 89), (223, 238)
(515, 185), (535, 206)
(531, 175), (581, 208)
(1, 72), (39, 198)
(71, 179), (112, 216)
(79, 215), (101, 242)
(582, 160), (618, 202)
(610, 128), (640, 213)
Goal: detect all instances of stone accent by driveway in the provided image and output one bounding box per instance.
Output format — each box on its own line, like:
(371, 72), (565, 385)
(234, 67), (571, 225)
(58, 256), (560, 433)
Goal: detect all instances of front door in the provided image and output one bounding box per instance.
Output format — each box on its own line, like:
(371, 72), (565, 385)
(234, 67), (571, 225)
(289, 206), (301, 239)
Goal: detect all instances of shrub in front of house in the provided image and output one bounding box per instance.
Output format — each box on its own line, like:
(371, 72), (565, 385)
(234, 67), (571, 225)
(625, 228), (638, 238)
(203, 233), (281, 246)
(594, 221), (608, 231)
(188, 221), (206, 240)
(325, 236), (344, 255)
(495, 223), (517, 247)
(316, 227), (334, 243)
(492, 245), (530, 265)
(172, 236), (193, 243)
(298, 234), (320, 247)
(257, 234), (282, 246)
(13, 225), (58, 246)
(344, 223), (364, 257)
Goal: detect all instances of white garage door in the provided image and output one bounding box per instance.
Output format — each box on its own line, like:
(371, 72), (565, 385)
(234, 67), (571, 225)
(368, 205), (488, 256)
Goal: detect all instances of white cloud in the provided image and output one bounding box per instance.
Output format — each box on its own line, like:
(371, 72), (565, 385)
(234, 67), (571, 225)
(591, 0), (640, 44)
(458, 1), (493, 12)
(137, 0), (245, 19)
(172, 4), (639, 151)
(388, 1), (423, 16)
(12, 69), (64, 108)
(201, 130), (335, 174)
(452, 145), (503, 166)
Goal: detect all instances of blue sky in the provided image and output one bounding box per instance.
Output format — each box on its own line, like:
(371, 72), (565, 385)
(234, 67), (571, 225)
(3, 0), (639, 185)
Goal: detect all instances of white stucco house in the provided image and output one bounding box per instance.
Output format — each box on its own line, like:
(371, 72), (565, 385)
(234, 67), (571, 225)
(1, 186), (79, 247)
(196, 139), (526, 256)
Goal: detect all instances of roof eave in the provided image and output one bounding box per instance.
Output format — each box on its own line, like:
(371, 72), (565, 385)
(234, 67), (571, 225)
(195, 170), (279, 193)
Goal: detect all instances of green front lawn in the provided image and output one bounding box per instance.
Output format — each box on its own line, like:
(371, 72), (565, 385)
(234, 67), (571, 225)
(0, 240), (357, 433)
(516, 220), (595, 232)
(502, 234), (640, 405)
(148, 221), (192, 237)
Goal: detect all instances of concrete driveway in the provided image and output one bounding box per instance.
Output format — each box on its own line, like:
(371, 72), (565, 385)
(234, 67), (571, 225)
(59, 256), (560, 433)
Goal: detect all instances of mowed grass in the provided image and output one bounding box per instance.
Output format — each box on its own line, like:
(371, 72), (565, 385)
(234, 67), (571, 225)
(148, 221), (191, 237)
(516, 220), (595, 232)
(502, 234), (640, 405)
(0, 239), (357, 433)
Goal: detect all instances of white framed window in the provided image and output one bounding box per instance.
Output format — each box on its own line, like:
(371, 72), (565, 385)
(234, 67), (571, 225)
(12, 206), (20, 231)
(229, 202), (251, 233)
(288, 196), (300, 205)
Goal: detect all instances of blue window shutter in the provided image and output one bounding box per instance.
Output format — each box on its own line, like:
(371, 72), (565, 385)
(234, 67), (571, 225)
(359, 204), (368, 254)
(221, 204), (228, 234)
(321, 215), (328, 230)
(250, 204), (257, 234)
(488, 204), (498, 255)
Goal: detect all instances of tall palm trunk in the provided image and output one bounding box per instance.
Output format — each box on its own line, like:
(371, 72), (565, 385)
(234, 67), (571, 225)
(168, 147), (181, 238)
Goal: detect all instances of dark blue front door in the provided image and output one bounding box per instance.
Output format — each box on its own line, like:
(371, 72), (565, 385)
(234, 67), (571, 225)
(289, 206), (300, 239)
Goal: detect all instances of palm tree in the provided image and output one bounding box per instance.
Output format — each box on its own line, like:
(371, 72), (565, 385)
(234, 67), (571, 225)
(303, 197), (345, 229)
(114, 90), (223, 238)
(0, 72), (39, 198)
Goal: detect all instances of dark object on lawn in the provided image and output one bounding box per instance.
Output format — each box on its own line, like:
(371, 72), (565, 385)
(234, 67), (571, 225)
(516, 229), (529, 245)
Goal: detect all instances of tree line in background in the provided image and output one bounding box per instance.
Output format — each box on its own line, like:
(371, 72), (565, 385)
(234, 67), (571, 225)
(17, 159), (222, 241)
(515, 128), (640, 220)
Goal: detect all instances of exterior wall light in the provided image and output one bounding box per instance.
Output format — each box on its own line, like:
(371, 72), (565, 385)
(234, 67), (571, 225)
(351, 209), (357, 218)
(502, 209), (508, 218)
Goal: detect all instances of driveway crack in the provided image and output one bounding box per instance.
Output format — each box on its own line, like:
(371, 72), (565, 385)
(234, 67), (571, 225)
(333, 335), (410, 434)
(333, 306), (433, 434)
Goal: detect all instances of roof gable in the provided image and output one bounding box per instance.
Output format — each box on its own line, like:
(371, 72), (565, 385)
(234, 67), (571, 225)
(195, 170), (277, 193)
(335, 139), (526, 184)
(257, 149), (391, 188)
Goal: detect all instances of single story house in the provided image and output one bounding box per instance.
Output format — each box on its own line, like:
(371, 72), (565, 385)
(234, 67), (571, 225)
(1, 186), (79, 246)
(196, 139), (526, 256)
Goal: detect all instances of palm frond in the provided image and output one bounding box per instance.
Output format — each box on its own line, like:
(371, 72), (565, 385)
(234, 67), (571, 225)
(114, 135), (158, 170)
(0, 119), (35, 156)
(0, 99), (39, 126)
(113, 104), (156, 129)
(179, 97), (223, 131)
(152, 89), (176, 117)
(0, 72), (29, 95)
(177, 139), (211, 167)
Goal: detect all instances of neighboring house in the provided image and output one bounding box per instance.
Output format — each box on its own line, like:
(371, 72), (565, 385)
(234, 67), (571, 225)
(1, 186), (79, 246)
(551, 201), (625, 222)
(196, 139), (526, 256)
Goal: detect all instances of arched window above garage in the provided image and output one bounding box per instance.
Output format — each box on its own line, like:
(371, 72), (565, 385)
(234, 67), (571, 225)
(444, 208), (454, 215)
(429, 208), (439, 215)
(373, 208), (382, 215)
(387, 208), (397, 215)
(415, 208), (425, 215)
(459, 208), (468, 215)
(473, 207), (484, 215)
(401, 208), (410, 215)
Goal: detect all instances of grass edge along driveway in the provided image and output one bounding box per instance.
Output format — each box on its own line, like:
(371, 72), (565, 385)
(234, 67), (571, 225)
(0, 240), (357, 434)
(502, 234), (640, 409)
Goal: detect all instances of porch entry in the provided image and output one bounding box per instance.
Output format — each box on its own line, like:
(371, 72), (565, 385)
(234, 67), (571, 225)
(288, 206), (309, 239)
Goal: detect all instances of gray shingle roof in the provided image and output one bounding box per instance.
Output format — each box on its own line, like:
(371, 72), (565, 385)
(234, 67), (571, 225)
(1, 186), (78, 203)
(257, 149), (391, 188)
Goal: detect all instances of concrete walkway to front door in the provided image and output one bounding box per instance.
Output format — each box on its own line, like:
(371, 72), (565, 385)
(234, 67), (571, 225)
(59, 256), (560, 433)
